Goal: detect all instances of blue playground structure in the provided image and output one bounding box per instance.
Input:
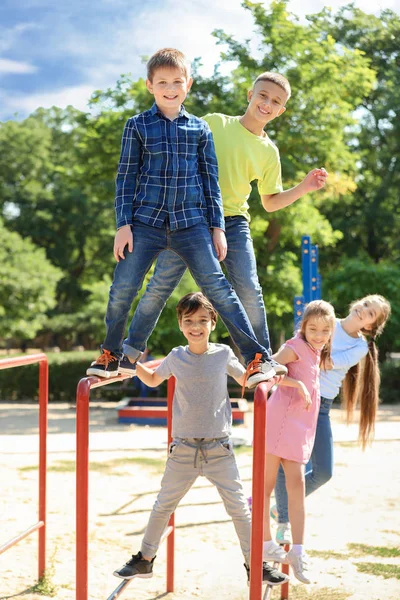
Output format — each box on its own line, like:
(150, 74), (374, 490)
(294, 235), (321, 329)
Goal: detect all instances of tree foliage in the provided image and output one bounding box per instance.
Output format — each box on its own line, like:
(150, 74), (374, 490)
(0, 219), (62, 339)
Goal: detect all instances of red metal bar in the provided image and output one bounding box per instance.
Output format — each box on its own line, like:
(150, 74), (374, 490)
(0, 353), (48, 581)
(280, 544), (290, 599)
(38, 359), (48, 579)
(76, 377), (91, 600)
(0, 353), (48, 370)
(75, 360), (169, 600)
(166, 376), (175, 592)
(249, 380), (279, 600)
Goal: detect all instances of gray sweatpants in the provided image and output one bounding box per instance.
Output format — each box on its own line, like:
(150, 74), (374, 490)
(140, 437), (251, 564)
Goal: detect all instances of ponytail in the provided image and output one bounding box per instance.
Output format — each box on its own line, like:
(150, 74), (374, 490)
(341, 295), (391, 449)
(342, 337), (380, 449)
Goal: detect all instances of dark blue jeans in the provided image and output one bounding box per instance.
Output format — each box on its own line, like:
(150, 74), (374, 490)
(122, 216), (271, 358)
(103, 221), (268, 364)
(274, 396), (334, 523)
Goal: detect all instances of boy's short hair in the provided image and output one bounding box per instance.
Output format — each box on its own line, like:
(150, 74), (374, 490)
(147, 48), (191, 82)
(253, 72), (291, 101)
(176, 292), (218, 325)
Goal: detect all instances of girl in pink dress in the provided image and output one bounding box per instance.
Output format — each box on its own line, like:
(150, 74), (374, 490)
(262, 300), (336, 584)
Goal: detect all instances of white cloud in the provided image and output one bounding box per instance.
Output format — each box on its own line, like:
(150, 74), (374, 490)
(2, 84), (95, 117)
(0, 58), (37, 74)
(0, 22), (41, 53)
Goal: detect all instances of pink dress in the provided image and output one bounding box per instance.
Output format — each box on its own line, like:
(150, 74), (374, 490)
(266, 334), (321, 464)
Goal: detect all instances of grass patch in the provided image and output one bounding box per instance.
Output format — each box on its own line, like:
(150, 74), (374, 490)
(288, 586), (350, 600)
(308, 549), (348, 560)
(348, 543), (400, 558)
(19, 456), (165, 476)
(233, 445), (252, 456)
(335, 441), (358, 448)
(114, 456), (165, 470)
(356, 562), (400, 580)
(28, 554), (57, 597)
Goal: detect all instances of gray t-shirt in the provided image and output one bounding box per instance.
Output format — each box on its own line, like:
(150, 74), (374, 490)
(156, 343), (245, 438)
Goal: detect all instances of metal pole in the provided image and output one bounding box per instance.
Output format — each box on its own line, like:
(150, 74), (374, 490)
(166, 377), (175, 592)
(76, 378), (91, 600)
(301, 236), (312, 304)
(249, 383), (268, 599)
(311, 245), (319, 301)
(38, 358), (48, 579)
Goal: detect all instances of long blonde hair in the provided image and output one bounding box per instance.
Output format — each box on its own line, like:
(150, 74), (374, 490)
(299, 300), (336, 370)
(341, 295), (391, 449)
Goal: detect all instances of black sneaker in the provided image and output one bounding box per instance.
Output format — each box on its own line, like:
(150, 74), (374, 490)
(118, 354), (138, 376)
(86, 350), (119, 379)
(245, 353), (276, 390)
(244, 562), (289, 586)
(268, 357), (288, 377)
(113, 551), (155, 580)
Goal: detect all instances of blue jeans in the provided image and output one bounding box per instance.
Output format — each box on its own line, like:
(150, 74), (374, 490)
(103, 221), (267, 364)
(125, 216), (271, 357)
(274, 396), (334, 523)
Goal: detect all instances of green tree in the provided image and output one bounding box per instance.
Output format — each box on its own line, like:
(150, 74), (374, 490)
(0, 219), (62, 340)
(308, 6), (400, 265)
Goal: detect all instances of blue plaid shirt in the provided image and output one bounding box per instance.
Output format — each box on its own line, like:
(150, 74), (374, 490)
(115, 103), (225, 231)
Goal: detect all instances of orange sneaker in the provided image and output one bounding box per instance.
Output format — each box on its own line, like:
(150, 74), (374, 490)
(86, 349), (119, 378)
(244, 353), (276, 393)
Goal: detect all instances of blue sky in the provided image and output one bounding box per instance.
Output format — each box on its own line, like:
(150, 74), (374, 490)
(1, 0), (399, 121)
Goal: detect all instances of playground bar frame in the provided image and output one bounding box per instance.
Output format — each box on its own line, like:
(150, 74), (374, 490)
(75, 360), (174, 600)
(0, 353), (49, 581)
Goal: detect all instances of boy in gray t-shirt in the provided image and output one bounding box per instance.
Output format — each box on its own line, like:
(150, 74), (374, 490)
(113, 292), (288, 587)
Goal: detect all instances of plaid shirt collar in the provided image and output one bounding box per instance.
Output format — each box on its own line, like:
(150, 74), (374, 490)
(150, 102), (190, 120)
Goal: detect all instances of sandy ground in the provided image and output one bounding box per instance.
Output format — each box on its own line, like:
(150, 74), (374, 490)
(0, 401), (399, 600)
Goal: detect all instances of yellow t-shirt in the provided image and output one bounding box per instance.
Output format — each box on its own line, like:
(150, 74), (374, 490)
(203, 113), (283, 221)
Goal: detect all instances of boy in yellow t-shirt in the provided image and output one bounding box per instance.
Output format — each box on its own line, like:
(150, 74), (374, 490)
(119, 72), (328, 368)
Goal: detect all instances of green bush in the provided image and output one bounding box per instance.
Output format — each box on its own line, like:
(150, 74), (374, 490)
(0, 351), (167, 403)
(379, 361), (400, 405)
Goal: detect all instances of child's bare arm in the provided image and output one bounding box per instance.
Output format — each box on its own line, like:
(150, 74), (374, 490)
(136, 363), (165, 388)
(232, 372), (246, 388)
(277, 375), (311, 410)
(262, 168), (328, 213)
(272, 344), (298, 365)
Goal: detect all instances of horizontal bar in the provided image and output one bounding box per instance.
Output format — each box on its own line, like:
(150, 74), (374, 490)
(106, 578), (132, 600)
(0, 353), (47, 371)
(0, 521), (44, 555)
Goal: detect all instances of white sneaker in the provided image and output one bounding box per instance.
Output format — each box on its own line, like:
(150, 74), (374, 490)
(276, 523), (292, 545)
(263, 541), (288, 564)
(286, 549), (311, 584)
